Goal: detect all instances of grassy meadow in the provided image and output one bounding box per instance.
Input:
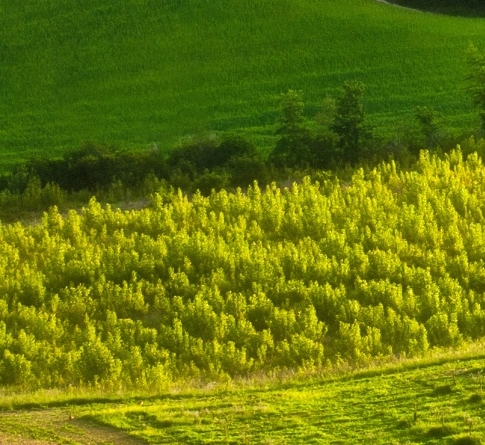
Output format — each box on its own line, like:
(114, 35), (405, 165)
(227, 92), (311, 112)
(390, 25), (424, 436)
(1, 0), (485, 167)
(1, 350), (485, 444)
(83, 354), (485, 444)
(3, 2), (485, 443)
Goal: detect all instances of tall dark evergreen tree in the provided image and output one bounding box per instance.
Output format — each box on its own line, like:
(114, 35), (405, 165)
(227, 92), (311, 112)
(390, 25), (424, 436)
(466, 43), (485, 132)
(331, 80), (369, 163)
(270, 90), (312, 168)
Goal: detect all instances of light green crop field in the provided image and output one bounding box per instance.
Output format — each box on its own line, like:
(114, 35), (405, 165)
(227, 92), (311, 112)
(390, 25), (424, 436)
(1, 0), (485, 168)
(1, 351), (484, 444)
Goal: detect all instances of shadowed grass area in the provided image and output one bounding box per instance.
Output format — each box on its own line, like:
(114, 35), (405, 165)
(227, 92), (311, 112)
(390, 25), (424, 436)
(387, 0), (485, 17)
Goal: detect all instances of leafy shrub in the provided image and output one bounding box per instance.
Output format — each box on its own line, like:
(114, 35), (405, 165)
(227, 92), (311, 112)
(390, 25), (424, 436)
(168, 137), (220, 174)
(78, 339), (121, 385)
(452, 435), (483, 445)
(168, 135), (259, 182)
(427, 424), (457, 438)
(22, 143), (168, 193)
(228, 155), (269, 188)
(0, 350), (32, 387)
(192, 170), (230, 195)
(217, 136), (258, 163)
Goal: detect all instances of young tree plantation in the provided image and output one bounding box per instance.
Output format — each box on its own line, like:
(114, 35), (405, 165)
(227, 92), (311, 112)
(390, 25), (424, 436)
(1, 149), (485, 390)
(2, 0), (485, 444)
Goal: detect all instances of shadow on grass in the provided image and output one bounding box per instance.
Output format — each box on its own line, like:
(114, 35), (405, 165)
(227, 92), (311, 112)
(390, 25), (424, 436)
(384, 0), (485, 17)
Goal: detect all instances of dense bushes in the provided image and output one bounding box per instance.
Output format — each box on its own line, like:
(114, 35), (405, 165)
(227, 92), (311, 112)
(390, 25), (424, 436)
(24, 143), (168, 192)
(166, 135), (268, 193)
(0, 136), (267, 197)
(1, 149), (485, 389)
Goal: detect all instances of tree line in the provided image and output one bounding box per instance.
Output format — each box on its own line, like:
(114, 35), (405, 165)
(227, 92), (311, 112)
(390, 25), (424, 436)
(0, 44), (485, 220)
(0, 79), (456, 214)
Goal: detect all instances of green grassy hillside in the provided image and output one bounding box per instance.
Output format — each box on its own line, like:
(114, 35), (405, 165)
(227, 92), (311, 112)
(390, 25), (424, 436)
(1, 0), (485, 167)
(1, 351), (484, 444)
(81, 354), (485, 444)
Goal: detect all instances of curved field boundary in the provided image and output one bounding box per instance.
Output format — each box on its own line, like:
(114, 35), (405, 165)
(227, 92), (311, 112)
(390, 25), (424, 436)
(375, 0), (429, 13)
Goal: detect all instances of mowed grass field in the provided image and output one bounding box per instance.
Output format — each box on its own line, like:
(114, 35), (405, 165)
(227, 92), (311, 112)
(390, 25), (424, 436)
(1, 0), (485, 167)
(1, 351), (485, 444)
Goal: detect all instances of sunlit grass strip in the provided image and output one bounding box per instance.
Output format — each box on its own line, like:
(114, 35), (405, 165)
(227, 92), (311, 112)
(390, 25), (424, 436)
(79, 354), (485, 444)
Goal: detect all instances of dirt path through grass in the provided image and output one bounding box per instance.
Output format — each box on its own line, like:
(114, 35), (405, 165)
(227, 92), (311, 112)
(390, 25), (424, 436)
(0, 409), (145, 445)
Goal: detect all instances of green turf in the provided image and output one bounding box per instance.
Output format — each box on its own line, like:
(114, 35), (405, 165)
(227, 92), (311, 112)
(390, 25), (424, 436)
(1, 0), (485, 167)
(2, 351), (484, 444)
(96, 359), (485, 444)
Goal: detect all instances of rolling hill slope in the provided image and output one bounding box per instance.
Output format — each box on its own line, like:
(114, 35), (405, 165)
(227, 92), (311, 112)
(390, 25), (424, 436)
(1, 0), (485, 166)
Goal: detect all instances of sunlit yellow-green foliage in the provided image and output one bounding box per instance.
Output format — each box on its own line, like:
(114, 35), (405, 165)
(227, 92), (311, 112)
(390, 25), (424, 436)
(1, 149), (485, 389)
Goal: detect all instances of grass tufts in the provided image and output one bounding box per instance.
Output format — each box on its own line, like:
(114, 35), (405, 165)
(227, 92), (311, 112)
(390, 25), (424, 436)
(452, 435), (483, 445)
(468, 393), (483, 403)
(433, 384), (454, 396)
(427, 424), (457, 438)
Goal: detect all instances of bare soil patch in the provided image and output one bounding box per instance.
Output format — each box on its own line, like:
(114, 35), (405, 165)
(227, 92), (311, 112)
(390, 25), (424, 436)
(0, 409), (145, 445)
(0, 434), (54, 445)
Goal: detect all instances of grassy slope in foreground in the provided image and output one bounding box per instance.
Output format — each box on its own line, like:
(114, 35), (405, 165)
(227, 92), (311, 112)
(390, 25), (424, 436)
(1, 351), (485, 444)
(1, 0), (485, 166)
